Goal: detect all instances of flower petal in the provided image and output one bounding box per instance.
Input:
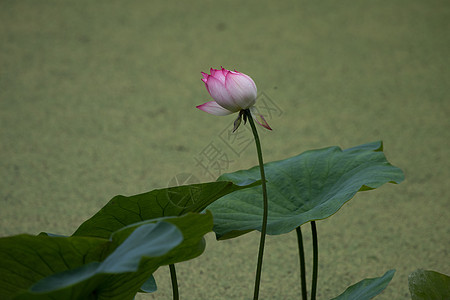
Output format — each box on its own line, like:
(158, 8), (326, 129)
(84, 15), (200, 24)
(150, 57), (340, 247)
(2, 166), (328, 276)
(234, 71), (257, 91)
(210, 68), (219, 75)
(210, 68), (226, 84)
(196, 101), (234, 116)
(220, 67), (230, 80)
(201, 72), (209, 83)
(206, 76), (240, 112)
(250, 106), (272, 130)
(225, 72), (257, 109)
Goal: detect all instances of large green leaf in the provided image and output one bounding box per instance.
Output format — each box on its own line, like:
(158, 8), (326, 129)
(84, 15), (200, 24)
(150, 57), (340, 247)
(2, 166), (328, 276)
(73, 180), (259, 238)
(331, 269), (395, 300)
(21, 222), (181, 299)
(207, 141), (404, 239)
(0, 234), (105, 299)
(408, 269), (450, 300)
(71, 181), (248, 297)
(84, 212), (213, 298)
(0, 212), (213, 300)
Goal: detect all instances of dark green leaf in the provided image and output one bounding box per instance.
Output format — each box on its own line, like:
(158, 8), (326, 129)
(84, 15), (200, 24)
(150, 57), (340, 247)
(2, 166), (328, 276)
(0, 213), (213, 300)
(73, 180), (259, 238)
(38, 232), (67, 237)
(24, 222), (181, 297)
(139, 275), (157, 293)
(207, 141), (404, 239)
(0, 234), (105, 299)
(408, 269), (450, 300)
(331, 269), (395, 300)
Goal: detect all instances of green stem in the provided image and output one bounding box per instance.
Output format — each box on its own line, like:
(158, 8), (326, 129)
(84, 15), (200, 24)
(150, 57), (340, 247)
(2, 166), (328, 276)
(311, 221), (318, 300)
(169, 264), (179, 300)
(244, 109), (269, 300)
(296, 226), (308, 300)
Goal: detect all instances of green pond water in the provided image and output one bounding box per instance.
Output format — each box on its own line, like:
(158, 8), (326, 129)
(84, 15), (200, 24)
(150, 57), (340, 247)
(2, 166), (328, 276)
(1, 0), (448, 299)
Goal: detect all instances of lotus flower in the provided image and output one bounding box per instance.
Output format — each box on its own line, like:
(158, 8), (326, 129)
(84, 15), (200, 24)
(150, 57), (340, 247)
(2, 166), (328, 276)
(197, 67), (272, 131)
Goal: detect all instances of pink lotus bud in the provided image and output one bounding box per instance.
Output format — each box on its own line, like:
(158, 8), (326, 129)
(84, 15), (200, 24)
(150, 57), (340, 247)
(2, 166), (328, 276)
(197, 67), (271, 130)
(200, 68), (257, 112)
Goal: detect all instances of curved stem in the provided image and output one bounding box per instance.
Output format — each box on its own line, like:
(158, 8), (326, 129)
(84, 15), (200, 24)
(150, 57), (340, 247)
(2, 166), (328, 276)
(169, 264), (179, 300)
(311, 221), (318, 300)
(244, 109), (269, 300)
(296, 226), (308, 300)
